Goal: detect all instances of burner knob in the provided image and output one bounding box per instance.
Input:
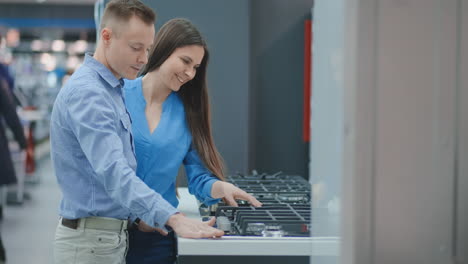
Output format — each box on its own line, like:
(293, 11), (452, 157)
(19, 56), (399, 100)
(246, 223), (266, 235)
(261, 224), (285, 237)
(216, 216), (231, 232)
(198, 204), (210, 217)
(237, 199), (249, 206)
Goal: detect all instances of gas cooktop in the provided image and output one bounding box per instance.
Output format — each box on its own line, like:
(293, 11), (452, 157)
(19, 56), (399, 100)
(177, 186), (339, 258)
(199, 171), (312, 238)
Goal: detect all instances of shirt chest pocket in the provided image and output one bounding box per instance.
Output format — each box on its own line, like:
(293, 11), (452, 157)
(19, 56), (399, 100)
(119, 112), (136, 157)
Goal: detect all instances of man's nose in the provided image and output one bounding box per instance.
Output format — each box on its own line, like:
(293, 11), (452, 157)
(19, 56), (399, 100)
(138, 50), (148, 65)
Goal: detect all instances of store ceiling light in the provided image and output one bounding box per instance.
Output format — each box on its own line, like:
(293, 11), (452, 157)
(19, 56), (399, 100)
(31, 40), (43, 51)
(66, 56), (80, 71)
(52, 40), (65, 52)
(40, 53), (52, 64)
(74, 40), (88, 53)
(67, 40), (88, 55)
(40, 53), (57, 72)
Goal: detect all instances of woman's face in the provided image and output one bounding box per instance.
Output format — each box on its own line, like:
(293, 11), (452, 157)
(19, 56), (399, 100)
(158, 45), (205, 92)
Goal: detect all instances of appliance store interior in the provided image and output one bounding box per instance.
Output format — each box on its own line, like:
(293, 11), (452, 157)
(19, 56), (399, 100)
(0, 0), (467, 264)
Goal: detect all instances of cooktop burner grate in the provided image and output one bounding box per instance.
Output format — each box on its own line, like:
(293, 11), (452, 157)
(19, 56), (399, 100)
(215, 204), (311, 237)
(201, 171), (313, 237)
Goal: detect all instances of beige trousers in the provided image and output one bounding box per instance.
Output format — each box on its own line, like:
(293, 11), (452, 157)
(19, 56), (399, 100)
(53, 217), (128, 264)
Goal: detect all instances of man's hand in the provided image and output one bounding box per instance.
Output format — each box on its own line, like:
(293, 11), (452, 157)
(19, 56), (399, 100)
(166, 214), (224, 239)
(137, 220), (168, 236)
(211, 181), (262, 207)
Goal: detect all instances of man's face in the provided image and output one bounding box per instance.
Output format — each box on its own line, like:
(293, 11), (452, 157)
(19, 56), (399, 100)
(105, 16), (155, 80)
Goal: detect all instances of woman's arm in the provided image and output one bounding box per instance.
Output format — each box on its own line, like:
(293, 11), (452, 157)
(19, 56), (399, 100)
(184, 144), (261, 207)
(210, 181), (262, 207)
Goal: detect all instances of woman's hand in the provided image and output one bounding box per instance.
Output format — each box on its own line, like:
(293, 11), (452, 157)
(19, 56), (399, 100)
(211, 181), (262, 207)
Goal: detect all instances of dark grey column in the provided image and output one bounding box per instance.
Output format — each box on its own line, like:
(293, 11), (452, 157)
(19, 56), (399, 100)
(250, 0), (314, 178)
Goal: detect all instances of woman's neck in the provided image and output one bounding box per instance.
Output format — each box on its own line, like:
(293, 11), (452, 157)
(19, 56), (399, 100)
(141, 71), (171, 105)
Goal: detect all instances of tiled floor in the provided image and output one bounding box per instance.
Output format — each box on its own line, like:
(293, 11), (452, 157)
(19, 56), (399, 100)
(1, 157), (60, 264)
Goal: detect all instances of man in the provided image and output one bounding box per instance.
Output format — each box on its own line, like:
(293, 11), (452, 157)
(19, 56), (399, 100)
(51, 1), (223, 263)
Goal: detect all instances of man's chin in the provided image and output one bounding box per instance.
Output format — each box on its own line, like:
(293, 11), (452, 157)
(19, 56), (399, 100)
(123, 73), (139, 80)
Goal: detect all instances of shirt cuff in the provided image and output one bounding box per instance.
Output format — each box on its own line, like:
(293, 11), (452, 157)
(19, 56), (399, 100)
(154, 207), (179, 233)
(128, 213), (138, 223)
(201, 179), (222, 205)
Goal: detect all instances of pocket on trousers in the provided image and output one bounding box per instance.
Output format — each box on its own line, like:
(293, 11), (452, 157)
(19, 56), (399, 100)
(55, 223), (81, 243)
(54, 224), (79, 263)
(90, 232), (126, 264)
(91, 231), (126, 259)
(94, 232), (121, 249)
(54, 243), (78, 264)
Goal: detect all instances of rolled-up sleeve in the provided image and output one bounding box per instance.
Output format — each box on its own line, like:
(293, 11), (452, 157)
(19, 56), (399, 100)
(183, 144), (221, 205)
(66, 86), (177, 230)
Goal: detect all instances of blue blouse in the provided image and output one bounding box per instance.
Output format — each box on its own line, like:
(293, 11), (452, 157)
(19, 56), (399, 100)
(123, 77), (220, 208)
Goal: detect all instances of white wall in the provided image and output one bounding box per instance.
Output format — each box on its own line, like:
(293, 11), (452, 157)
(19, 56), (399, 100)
(310, 0), (344, 213)
(313, 0), (466, 263)
(455, 0), (468, 262)
(372, 1), (457, 263)
(343, 0), (463, 263)
(310, 1), (345, 264)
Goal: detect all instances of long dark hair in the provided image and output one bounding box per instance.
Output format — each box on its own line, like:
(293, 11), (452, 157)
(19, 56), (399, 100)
(141, 18), (225, 181)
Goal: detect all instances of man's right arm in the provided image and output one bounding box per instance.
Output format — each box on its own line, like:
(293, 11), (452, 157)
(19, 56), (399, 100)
(66, 87), (177, 230)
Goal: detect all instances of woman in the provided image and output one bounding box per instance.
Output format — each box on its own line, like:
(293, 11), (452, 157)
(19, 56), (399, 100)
(123, 18), (261, 263)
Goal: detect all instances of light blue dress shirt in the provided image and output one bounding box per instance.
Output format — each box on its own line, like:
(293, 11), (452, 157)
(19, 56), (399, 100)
(123, 77), (220, 208)
(50, 54), (178, 230)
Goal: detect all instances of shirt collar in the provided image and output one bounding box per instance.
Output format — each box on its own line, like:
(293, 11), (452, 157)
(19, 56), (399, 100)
(83, 53), (122, 89)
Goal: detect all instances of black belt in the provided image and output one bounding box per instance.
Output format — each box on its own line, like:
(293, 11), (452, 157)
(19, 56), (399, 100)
(61, 218), (79, 229)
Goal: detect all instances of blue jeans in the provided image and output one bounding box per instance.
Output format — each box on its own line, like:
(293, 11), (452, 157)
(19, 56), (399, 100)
(126, 228), (177, 264)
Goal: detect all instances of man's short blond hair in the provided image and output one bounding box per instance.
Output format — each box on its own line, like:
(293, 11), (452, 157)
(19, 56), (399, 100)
(100, 0), (155, 35)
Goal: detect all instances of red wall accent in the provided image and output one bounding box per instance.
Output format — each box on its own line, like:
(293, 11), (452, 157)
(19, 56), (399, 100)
(303, 20), (312, 142)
